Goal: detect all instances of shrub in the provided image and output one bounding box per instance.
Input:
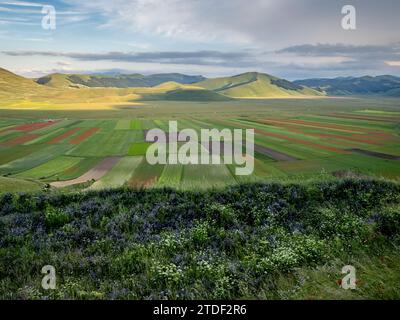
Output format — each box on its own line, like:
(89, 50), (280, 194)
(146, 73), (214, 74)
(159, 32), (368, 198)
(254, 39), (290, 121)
(375, 205), (400, 237)
(44, 206), (70, 229)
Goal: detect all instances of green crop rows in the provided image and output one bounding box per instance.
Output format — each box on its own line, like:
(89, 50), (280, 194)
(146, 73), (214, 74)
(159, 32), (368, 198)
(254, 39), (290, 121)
(0, 102), (399, 192)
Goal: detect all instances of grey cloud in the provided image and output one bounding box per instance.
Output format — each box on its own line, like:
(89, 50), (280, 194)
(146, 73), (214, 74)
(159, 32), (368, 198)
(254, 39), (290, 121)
(278, 43), (400, 59)
(275, 43), (400, 78)
(2, 50), (257, 67)
(66, 0), (400, 48)
(3, 43), (400, 79)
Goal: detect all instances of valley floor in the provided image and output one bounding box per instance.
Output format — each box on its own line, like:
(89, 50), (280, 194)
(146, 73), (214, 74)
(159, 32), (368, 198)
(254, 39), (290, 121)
(0, 98), (399, 192)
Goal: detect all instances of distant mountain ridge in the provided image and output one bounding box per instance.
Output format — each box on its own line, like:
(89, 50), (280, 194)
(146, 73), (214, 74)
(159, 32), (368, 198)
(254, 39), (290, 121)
(3, 67), (400, 103)
(294, 75), (400, 96)
(36, 73), (206, 89)
(32, 70), (324, 100)
(34, 71), (322, 98)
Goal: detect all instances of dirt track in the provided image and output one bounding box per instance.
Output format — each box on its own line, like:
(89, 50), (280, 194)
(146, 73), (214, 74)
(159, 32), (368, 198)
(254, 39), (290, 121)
(349, 148), (400, 160)
(50, 157), (122, 188)
(254, 145), (297, 161)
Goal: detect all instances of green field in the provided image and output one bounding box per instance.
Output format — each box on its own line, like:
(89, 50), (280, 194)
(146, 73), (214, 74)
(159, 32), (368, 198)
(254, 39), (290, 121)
(89, 156), (142, 190)
(0, 97), (399, 192)
(15, 156), (83, 180)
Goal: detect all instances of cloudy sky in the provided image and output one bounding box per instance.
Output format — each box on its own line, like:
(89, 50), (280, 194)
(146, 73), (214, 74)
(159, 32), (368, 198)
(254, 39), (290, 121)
(0, 0), (399, 79)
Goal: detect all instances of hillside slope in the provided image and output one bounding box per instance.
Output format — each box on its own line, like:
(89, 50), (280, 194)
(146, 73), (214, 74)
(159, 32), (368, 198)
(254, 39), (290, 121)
(163, 89), (231, 101)
(140, 86), (231, 101)
(294, 75), (400, 96)
(0, 68), (141, 108)
(36, 73), (206, 88)
(36, 73), (87, 89)
(196, 72), (323, 98)
(0, 68), (49, 98)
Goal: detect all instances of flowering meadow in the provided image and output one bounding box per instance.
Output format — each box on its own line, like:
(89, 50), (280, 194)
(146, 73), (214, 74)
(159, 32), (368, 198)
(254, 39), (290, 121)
(1, 178), (400, 299)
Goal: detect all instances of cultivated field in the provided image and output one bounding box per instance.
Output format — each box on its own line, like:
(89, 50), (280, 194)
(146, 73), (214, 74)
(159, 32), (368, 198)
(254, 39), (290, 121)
(0, 97), (399, 192)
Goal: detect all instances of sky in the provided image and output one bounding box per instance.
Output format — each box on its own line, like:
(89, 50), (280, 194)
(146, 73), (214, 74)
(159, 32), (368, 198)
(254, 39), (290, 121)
(0, 0), (399, 80)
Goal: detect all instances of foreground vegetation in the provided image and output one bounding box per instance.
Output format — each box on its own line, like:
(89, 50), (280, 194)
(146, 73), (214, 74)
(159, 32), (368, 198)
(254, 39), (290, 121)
(1, 178), (400, 299)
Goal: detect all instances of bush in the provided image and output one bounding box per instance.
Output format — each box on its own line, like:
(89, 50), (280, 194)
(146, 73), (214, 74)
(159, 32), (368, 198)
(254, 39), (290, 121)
(376, 205), (400, 237)
(44, 206), (70, 229)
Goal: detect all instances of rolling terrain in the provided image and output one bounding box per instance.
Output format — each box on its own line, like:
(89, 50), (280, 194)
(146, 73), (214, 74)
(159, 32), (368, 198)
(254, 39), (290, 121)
(195, 72), (323, 98)
(0, 67), (50, 99)
(1, 66), (400, 193)
(36, 72), (205, 88)
(294, 75), (400, 96)
(1, 67), (400, 301)
(0, 68), (324, 109)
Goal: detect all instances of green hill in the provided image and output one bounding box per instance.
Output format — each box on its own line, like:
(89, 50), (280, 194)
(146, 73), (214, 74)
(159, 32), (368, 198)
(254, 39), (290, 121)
(36, 73), (206, 88)
(195, 72), (323, 98)
(163, 89), (231, 101)
(35, 71), (322, 99)
(0, 68), (48, 98)
(140, 87), (231, 101)
(36, 73), (86, 89)
(153, 81), (201, 91)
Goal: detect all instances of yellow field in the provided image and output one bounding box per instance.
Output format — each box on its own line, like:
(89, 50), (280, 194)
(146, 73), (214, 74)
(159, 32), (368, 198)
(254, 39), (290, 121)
(0, 77), (209, 110)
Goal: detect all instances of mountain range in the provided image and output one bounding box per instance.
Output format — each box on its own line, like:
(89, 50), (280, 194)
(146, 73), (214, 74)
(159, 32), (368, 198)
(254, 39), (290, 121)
(36, 73), (206, 89)
(1, 67), (400, 103)
(34, 71), (323, 99)
(294, 75), (400, 96)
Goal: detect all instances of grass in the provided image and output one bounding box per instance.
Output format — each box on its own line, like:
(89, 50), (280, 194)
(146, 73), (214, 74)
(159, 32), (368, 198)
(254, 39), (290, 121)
(115, 120), (131, 130)
(89, 156), (142, 190)
(128, 159), (165, 188)
(278, 249), (400, 299)
(24, 128), (66, 145)
(67, 129), (132, 157)
(0, 176), (42, 193)
(131, 119), (142, 130)
(15, 156), (84, 180)
(55, 157), (102, 181)
(0, 144), (73, 175)
(128, 142), (151, 156)
(180, 157), (236, 190)
(157, 164), (184, 188)
(0, 145), (44, 166)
